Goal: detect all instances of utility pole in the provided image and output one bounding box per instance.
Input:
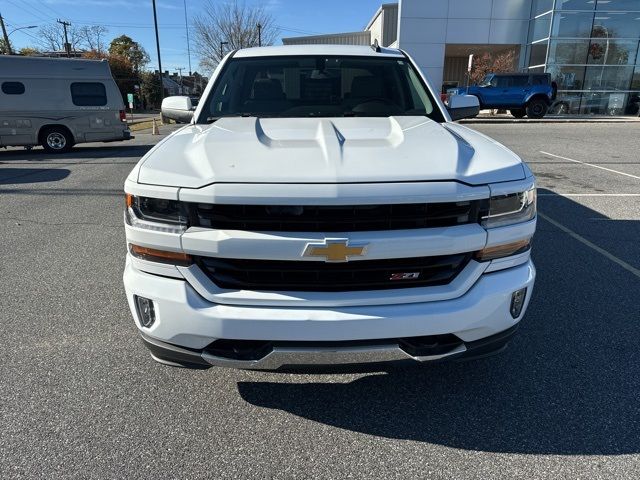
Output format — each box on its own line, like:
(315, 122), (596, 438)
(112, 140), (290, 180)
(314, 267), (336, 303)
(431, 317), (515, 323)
(57, 19), (72, 57)
(175, 67), (184, 95)
(183, 0), (192, 75)
(219, 41), (228, 60)
(257, 23), (262, 47)
(1, 13), (13, 55)
(152, 0), (164, 101)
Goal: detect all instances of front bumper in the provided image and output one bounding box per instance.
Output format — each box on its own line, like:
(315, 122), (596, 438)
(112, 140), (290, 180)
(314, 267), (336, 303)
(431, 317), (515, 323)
(141, 324), (519, 370)
(123, 258), (535, 369)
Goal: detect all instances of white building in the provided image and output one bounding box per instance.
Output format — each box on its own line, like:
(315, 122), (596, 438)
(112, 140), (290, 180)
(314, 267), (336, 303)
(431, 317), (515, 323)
(398, 0), (530, 90)
(283, 0), (640, 115)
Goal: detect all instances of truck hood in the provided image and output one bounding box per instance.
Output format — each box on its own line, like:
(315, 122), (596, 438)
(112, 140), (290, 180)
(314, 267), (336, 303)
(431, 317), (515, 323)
(137, 116), (525, 188)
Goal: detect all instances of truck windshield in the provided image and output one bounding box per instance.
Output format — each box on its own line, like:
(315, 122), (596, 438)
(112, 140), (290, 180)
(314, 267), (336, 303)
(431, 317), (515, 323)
(198, 55), (443, 123)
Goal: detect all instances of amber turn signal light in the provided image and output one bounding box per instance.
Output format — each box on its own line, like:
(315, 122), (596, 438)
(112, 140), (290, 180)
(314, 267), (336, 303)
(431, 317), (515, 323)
(475, 239), (531, 262)
(125, 193), (135, 208)
(129, 244), (192, 266)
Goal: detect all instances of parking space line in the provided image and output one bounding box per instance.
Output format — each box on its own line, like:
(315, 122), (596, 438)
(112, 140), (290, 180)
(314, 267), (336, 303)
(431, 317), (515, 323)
(540, 151), (640, 180)
(538, 193), (640, 197)
(539, 212), (640, 279)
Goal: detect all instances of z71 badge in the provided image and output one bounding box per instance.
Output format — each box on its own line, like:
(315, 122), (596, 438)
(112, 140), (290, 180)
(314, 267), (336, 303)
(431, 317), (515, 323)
(390, 272), (421, 281)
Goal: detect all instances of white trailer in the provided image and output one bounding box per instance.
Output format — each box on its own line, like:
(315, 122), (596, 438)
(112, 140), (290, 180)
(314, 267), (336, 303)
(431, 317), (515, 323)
(0, 56), (131, 153)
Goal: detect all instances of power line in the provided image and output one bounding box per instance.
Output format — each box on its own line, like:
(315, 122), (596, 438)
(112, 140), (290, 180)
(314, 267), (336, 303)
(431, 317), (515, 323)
(32, 0), (60, 18)
(8, 0), (53, 23)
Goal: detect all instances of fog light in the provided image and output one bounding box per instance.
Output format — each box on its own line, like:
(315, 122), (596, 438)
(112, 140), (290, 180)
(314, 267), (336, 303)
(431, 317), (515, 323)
(134, 295), (156, 328)
(510, 288), (527, 319)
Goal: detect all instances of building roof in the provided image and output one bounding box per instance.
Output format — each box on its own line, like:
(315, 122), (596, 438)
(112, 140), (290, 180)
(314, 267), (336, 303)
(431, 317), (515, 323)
(365, 3), (398, 31)
(282, 31), (371, 46)
(234, 44), (403, 58)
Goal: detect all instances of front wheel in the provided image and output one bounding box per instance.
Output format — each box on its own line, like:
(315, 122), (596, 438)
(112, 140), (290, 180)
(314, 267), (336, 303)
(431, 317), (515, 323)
(41, 127), (73, 153)
(510, 109), (526, 118)
(526, 99), (548, 119)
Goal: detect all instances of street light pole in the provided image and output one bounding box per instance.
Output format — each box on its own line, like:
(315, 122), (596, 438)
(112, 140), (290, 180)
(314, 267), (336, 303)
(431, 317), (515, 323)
(183, 0), (192, 76)
(257, 23), (262, 47)
(152, 0), (164, 101)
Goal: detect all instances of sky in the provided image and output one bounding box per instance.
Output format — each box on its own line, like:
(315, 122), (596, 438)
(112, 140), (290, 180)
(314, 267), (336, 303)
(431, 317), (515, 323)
(2, 0), (383, 74)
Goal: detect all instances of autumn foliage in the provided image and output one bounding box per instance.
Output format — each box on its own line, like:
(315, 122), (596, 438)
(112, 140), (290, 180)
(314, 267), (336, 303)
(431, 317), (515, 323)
(469, 50), (517, 85)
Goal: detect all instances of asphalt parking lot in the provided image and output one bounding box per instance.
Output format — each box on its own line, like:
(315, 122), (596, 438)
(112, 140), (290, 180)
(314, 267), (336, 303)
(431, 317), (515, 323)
(1, 123), (639, 479)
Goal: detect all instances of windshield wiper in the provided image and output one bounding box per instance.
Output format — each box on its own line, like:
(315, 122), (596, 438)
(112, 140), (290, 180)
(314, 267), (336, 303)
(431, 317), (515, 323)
(206, 113), (255, 123)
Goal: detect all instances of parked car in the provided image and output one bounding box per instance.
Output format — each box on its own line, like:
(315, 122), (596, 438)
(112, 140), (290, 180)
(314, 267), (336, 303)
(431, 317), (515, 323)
(123, 45), (536, 370)
(0, 56), (131, 153)
(457, 73), (556, 119)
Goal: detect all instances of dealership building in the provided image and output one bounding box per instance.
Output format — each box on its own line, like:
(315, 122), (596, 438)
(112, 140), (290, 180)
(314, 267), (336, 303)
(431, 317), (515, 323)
(283, 0), (640, 115)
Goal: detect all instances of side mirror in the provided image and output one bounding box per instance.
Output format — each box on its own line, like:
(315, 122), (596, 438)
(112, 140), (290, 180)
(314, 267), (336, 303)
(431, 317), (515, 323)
(161, 96), (194, 124)
(447, 94), (480, 121)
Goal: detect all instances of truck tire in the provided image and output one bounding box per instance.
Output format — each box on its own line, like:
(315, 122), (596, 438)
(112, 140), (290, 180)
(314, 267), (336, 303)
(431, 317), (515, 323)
(510, 109), (526, 118)
(41, 127), (73, 153)
(526, 99), (548, 119)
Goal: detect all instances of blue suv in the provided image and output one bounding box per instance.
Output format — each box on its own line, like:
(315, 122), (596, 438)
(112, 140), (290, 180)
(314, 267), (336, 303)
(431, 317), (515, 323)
(457, 73), (556, 119)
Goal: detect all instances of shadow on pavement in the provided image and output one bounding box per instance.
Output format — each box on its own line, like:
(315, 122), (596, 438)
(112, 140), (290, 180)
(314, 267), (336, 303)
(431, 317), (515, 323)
(237, 189), (640, 455)
(0, 144), (154, 162)
(0, 168), (70, 185)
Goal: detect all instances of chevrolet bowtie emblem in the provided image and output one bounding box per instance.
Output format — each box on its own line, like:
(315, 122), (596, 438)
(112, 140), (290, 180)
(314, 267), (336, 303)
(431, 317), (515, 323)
(303, 239), (368, 263)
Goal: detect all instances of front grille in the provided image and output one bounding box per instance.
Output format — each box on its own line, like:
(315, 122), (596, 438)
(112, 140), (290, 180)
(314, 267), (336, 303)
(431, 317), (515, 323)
(188, 201), (486, 232)
(195, 253), (472, 292)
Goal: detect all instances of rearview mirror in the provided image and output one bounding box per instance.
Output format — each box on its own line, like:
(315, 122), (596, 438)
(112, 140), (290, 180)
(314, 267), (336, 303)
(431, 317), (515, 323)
(447, 94), (480, 121)
(161, 96), (194, 124)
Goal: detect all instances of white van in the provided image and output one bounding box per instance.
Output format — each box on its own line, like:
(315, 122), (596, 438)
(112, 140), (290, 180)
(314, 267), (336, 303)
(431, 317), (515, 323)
(0, 56), (131, 153)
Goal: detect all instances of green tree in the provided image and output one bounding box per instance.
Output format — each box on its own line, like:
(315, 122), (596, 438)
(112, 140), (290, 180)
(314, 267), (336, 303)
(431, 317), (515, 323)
(109, 35), (149, 72)
(83, 50), (138, 104)
(0, 38), (9, 54)
(19, 47), (41, 56)
(140, 71), (163, 109)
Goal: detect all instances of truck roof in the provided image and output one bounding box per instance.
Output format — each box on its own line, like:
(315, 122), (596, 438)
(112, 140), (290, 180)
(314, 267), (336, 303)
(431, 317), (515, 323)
(0, 56), (113, 79)
(234, 44), (405, 59)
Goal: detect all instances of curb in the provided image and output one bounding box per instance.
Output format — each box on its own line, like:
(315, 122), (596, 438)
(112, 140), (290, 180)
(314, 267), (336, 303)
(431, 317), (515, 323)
(460, 118), (640, 124)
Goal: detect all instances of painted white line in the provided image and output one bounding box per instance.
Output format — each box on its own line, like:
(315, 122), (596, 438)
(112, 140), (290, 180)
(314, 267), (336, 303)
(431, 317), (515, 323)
(540, 151), (640, 180)
(538, 193), (640, 197)
(539, 212), (640, 279)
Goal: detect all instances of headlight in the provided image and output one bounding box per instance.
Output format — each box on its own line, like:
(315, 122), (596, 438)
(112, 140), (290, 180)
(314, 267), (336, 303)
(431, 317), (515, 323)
(482, 185), (536, 228)
(125, 194), (188, 233)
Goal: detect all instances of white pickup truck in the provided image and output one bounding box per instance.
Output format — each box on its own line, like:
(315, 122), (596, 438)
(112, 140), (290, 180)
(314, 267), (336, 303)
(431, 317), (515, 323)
(123, 45), (536, 370)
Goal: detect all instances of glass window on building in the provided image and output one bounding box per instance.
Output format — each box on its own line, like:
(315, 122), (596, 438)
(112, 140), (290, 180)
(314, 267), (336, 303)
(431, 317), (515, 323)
(548, 65), (587, 89)
(587, 38), (640, 65)
(625, 92), (640, 115)
(597, 0), (640, 11)
(551, 12), (596, 38)
(532, 0), (554, 16)
(555, 0), (596, 10)
(626, 93), (640, 114)
(551, 91), (583, 114)
(529, 41), (549, 66)
(583, 65), (634, 89)
(631, 66), (640, 89)
(529, 14), (552, 42)
(548, 39), (590, 64)
(592, 13), (640, 40)
(579, 91), (630, 114)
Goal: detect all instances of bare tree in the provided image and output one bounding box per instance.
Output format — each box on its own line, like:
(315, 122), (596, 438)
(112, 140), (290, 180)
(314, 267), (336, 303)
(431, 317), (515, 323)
(37, 23), (108, 53)
(79, 25), (109, 53)
(38, 24), (64, 51)
(37, 23), (83, 52)
(193, 0), (279, 72)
